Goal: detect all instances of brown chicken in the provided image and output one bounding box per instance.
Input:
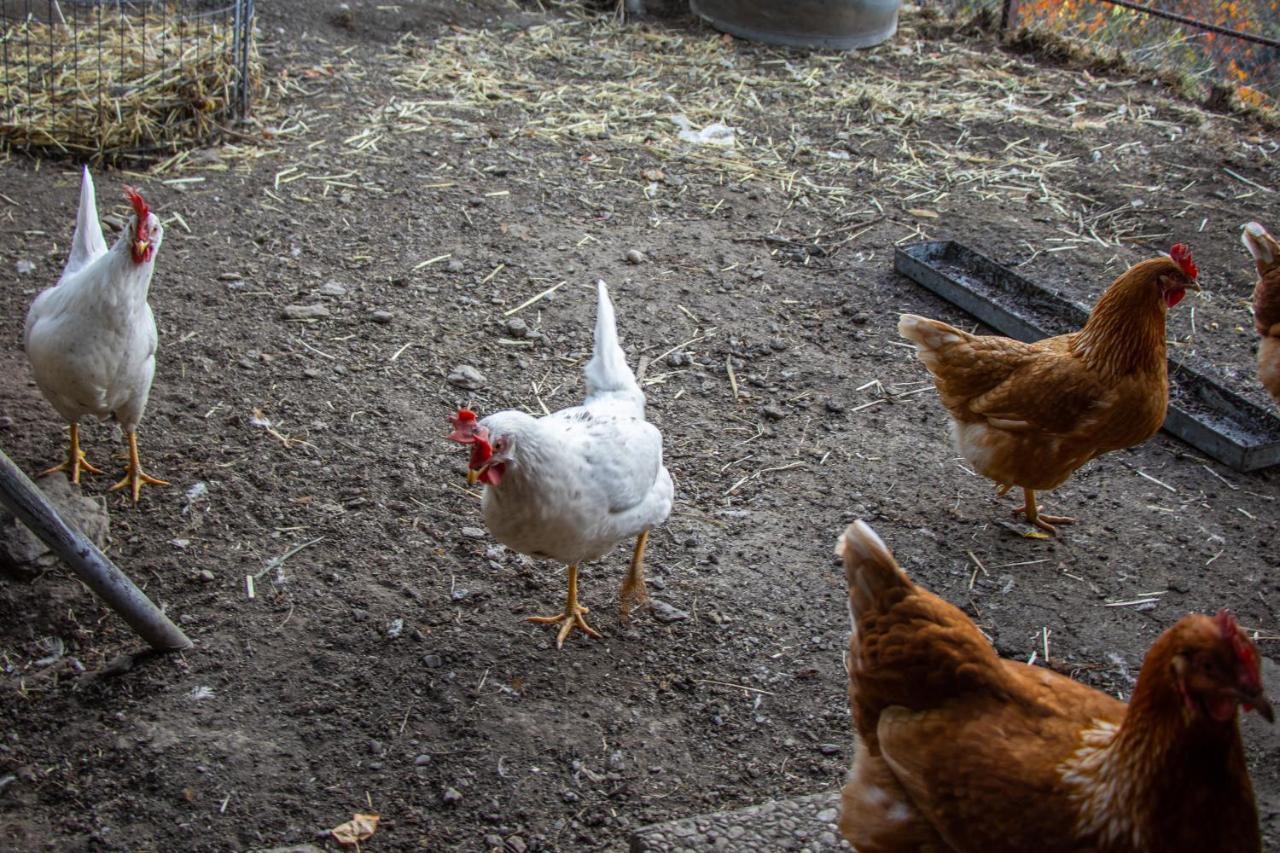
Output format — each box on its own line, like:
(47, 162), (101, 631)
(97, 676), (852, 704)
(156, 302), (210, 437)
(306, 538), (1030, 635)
(899, 245), (1199, 533)
(1242, 222), (1280, 404)
(837, 520), (1272, 853)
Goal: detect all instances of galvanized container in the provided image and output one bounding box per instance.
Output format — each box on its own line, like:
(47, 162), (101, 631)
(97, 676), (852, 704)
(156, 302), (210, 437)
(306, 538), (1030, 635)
(690, 0), (900, 49)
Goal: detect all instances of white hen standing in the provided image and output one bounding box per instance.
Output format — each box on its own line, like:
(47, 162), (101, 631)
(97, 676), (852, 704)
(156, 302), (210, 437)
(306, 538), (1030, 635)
(25, 167), (168, 503)
(448, 281), (674, 648)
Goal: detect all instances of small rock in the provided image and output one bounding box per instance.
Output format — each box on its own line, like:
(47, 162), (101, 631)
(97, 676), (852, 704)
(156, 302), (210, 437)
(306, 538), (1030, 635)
(415, 754), (432, 766)
(650, 600), (690, 623)
(761, 404), (787, 421)
(818, 743), (842, 756)
(197, 569), (216, 583)
(448, 365), (486, 391)
(370, 310), (395, 325)
(318, 281), (348, 297)
(824, 398), (846, 413)
(368, 739), (383, 755)
(625, 249), (647, 265)
(666, 351), (691, 368)
(506, 836), (527, 853)
(218, 272), (242, 282)
(0, 477), (108, 575)
(485, 834), (504, 849)
(0, 417), (12, 429)
(442, 787), (463, 806)
(451, 588), (470, 602)
(280, 304), (330, 321)
(505, 317), (529, 338)
(386, 618), (404, 639)
(15, 259), (35, 275)
(447, 259), (466, 273)
(422, 654), (444, 668)
(768, 337), (787, 351)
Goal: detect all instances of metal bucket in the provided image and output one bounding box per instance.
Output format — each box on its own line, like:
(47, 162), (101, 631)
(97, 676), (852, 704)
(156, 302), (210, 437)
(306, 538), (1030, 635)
(690, 0), (900, 49)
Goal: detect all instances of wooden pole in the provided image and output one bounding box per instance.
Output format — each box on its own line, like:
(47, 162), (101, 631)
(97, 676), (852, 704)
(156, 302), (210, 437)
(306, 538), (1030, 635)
(0, 448), (192, 651)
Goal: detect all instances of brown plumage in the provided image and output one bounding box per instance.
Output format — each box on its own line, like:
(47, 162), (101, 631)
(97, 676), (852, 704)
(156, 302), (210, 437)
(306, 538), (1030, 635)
(837, 521), (1272, 853)
(899, 248), (1199, 532)
(1242, 222), (1280, 404)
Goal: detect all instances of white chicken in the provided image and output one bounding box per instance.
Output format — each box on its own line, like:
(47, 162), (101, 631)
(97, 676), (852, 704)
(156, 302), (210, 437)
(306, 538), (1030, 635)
(448, 280), (674, 648)
(24, 166), (168, 503)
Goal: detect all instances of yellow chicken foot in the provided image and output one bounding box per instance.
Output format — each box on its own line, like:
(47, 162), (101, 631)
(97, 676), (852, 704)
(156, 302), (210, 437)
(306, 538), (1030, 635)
(1013, 488), (1076, 534)
(528, 564), (602, 648)
(619, 529), (652, 623)
(108, 431), (169, 504)
(40, 423), (104, 484)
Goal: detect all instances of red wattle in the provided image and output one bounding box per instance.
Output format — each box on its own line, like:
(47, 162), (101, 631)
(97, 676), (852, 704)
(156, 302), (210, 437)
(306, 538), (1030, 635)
(1164, 288), (1185, 308)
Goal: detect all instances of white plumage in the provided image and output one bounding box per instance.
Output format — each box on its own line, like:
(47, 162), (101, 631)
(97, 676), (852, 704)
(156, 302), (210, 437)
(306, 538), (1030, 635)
(24, 166), (167, 502)
(450, 280), (673, 647)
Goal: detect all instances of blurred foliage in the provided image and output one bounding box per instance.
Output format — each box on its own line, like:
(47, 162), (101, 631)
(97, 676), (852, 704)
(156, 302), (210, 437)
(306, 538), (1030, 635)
(929, 0), (1278, 111)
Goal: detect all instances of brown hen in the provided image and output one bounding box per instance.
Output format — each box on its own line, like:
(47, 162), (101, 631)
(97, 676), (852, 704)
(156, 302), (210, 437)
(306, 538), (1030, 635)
(899, 246), (1199, 533)
(837, 520), (1272, 853)
(1242, 222), (1280, 404)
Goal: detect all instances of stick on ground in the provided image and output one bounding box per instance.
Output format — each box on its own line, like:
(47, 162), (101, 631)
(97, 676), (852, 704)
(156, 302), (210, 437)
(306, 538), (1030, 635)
(0, 448), (192, 652)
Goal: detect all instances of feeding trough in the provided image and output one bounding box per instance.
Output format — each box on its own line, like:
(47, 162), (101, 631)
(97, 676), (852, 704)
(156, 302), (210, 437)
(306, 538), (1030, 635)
(894, 240), (1280, 473)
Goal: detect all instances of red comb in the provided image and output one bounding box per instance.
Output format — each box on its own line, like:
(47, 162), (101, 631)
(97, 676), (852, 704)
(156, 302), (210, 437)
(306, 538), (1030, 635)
(123, 186), (150, 222)
(1169, 243), (1197, 280)
(447, 408), (479, 443)
(1215, 609), (1261, 688)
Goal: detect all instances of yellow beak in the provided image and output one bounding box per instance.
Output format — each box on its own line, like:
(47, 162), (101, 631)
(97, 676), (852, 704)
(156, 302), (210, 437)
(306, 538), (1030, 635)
(134, 240), (149, 256)
(467, 469), (480, 486)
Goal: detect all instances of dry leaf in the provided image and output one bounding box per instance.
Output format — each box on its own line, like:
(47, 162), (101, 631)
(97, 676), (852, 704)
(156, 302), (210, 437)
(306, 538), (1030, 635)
(906, 208), (939, 219)
(331, 813), (380, 846)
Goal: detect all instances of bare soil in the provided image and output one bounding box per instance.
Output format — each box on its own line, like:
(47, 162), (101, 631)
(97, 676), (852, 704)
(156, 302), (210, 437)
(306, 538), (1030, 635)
(0, 2), (1278, 851)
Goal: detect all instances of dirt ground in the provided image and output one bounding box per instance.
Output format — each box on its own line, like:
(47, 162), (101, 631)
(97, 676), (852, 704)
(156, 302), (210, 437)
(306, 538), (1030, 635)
(0, 2), (1278, 851)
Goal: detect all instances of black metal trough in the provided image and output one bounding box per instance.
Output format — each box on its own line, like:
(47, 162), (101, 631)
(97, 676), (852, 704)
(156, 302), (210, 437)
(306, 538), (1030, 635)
(894, 240), (1280, 473)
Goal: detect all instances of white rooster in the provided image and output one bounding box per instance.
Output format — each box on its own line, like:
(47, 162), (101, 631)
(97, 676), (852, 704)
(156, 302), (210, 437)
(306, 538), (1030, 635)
(24, 166), (168, 503)
(448, 280), (674, 648)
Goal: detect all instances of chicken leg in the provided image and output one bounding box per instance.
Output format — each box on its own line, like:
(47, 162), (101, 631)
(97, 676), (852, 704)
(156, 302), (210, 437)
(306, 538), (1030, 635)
(108, 431), (168, 504)
(528, 563), (602, 648)
(40, 423), (105, 484)
(619, 529), (651, 622)
(1014, 487), (1075, 534)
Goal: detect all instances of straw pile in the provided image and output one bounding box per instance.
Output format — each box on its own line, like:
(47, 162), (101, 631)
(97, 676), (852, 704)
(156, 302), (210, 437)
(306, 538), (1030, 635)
(0, 8), (256, 158)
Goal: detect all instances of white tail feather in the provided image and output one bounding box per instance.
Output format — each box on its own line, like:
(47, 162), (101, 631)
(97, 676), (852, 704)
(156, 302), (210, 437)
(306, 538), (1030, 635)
(62, 166), (108, 281)
(583, 280), (644, 413)
(1243, 222), (1276, 266)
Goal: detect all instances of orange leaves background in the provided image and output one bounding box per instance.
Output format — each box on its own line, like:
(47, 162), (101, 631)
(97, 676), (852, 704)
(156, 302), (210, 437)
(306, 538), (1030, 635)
(1001, 0), (1278, 110)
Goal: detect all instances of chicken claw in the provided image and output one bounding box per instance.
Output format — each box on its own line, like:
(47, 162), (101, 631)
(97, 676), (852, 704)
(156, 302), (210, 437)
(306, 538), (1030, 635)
(619, 529), (652, 622)
(1014, 488), (1075, 534)
(40, 423), (104, 484)
(107, 431), (168, 504)
(528, 564), (603, 648)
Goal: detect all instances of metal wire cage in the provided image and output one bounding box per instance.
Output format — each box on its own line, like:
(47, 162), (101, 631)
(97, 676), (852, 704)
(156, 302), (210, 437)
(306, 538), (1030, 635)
(0, 0), (256, 160)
